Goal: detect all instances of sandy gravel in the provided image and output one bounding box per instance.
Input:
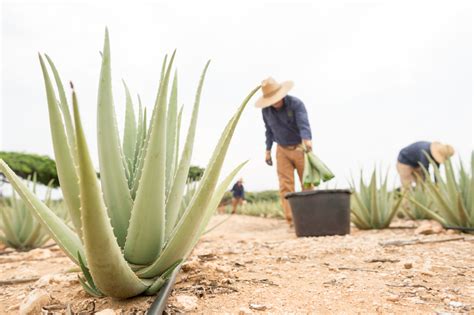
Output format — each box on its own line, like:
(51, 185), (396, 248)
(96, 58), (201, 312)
(0, 215), (473, 314)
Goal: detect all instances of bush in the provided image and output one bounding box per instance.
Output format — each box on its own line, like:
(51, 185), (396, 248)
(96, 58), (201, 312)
(0, 152), (59, 187)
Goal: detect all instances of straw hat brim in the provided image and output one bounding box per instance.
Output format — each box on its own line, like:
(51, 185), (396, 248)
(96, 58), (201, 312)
(255, 81), (294, 108)
(430, 142), (455, 164)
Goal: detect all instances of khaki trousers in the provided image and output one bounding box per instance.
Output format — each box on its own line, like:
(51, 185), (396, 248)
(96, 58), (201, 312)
(396, 162), (424, 188)
(276, 145), (305, 223)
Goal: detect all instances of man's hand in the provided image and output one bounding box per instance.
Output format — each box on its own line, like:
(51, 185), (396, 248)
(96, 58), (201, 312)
(303, 139), (313, 152)
(265, 150), (273, 166)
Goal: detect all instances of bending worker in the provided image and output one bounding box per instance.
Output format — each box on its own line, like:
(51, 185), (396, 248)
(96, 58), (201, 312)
(397, 141), (454, 187)
(255, 77), (312, 225)
(230, 178), (245, 214)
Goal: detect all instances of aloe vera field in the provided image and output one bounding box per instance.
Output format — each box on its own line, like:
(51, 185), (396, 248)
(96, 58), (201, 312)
(1, 2), (473, 314)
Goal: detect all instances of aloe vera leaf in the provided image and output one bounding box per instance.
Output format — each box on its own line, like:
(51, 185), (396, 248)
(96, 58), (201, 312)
(96, 29), (133, 247)
(38, 55), (82, 239)
(194, 161), (248, 245)
(164, 62), (209, 241)
(72, 86), (147, 298)
(130, 56), (167, 200)
(0, 208), (20, 246)
(369, 171), (380, 227)
(386, 193), (404, 227)
(137, 85), (260, 278)
(78, 276), (103, 297)
(424, 180), (459, 225)
(302, 153), (312, 188)
(44, 55), (78, 165)
(175, 106), (183, 175)
(165, 71), (179, 198)
(409, 196), (447, 224)
(0, 160), (84, 264)
(144, 260), (182, 295)
(351, 210), (369, 229)
(307, 152), (334, 182)
(456, 194), (470, 227)
(133, 96), (144, 174)
(124, 51), (176, 264)
(122, 80), (137, 173)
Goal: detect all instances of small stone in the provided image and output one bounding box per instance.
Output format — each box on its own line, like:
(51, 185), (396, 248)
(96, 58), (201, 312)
(181, 260), (200, 272)
(19, 289), (51, 315)
(415, 220), (444, 235)
(448, 301), (464, 308)
(175, 295), (198, 312)
(249, 303), (267, 311)
(386, 295), (400, 302)
(96, 309), (116, 315)
(404, 262), (413, 269)
(238, 307), (252, 315)
(421, 270), (435, 277)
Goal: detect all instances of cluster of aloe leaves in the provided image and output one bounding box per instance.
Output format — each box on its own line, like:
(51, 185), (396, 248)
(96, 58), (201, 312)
(0, 175), (61, 250)
(350, 169), (403, 229)
(409, 153), (473, 230)
(0, 29), (259, 298)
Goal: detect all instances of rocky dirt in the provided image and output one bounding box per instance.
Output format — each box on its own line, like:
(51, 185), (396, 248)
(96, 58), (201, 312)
(0, 215), (473, 314)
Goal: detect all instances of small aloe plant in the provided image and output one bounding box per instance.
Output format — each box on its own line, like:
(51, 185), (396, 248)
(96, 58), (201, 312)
(350, 169), (403, 229)
(410, 153), (473, 230)
(403, 183), (433, 220)
(0, 176), (56, 250)
(0, 29), (259, 298)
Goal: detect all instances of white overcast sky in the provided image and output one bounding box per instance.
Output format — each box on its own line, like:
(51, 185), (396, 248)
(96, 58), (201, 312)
(1, 0), (473, 192)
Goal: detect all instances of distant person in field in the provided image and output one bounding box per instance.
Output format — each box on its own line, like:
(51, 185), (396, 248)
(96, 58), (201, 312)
(397, 141), (454, 187)
(255, 77), (312, 225)
(230, 178), (245, 214)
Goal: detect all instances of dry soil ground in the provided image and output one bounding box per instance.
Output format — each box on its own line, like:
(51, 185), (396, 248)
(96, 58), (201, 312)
(0, 215), (473, 314)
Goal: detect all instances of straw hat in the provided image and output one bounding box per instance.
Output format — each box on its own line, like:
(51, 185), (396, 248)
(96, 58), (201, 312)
(430, 142), (455, 164)
(255, 77), (294, 108)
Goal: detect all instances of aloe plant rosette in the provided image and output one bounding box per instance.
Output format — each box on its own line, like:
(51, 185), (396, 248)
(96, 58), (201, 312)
(0, 30), (259, 298)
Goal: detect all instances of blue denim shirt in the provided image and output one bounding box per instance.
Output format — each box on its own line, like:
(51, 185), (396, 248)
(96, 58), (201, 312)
(262, 95), (312, 150)
(398, 141), (437, 169)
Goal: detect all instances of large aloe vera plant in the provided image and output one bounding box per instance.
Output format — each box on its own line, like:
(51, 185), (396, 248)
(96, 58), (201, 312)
(350, 169), (403, 229)
(410, 153), (473, 230)
(0, 176), (56, 250)
(0, 29), (258, 298)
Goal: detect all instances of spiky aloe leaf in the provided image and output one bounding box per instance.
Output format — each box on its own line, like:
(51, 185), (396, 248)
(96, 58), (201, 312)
(175, 105), (184, 175)
(72, 87), (148, 298)
(137, 85), (260, 278)
(165, 71), (179, 198)
(122, 80), (137, 176)
(44, 55), (78, 165)
(307, 152), (334, 182)
(144, 260), (182, 295)
(96, 29), (133, 248)
(38, 55), (82, 239)
(369, 171), (380, 227)
(77, 252), (103, 297)
(0, 160), (84, 264)
(124, 51), (176, 264)
(130, 55), (168, 200)
(164, 62), (210, 241)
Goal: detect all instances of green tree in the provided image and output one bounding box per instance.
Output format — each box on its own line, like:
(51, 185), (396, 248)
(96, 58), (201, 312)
(0, 152), (59, 187)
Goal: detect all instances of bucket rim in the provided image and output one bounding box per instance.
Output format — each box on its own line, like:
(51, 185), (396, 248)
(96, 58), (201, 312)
(285, 189), (351, 199)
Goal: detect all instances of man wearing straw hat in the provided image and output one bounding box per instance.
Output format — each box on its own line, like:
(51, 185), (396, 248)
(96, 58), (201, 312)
(397, 141), (455, 187)
(256, 77), (312, 225)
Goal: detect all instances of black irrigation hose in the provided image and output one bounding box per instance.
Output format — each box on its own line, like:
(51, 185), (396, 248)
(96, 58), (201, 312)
(147, 266), (181, 315)
(444, 226), (474, 232)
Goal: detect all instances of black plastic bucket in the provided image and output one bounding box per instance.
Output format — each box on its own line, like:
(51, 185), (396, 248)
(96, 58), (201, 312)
(285, 189), (351, 237)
